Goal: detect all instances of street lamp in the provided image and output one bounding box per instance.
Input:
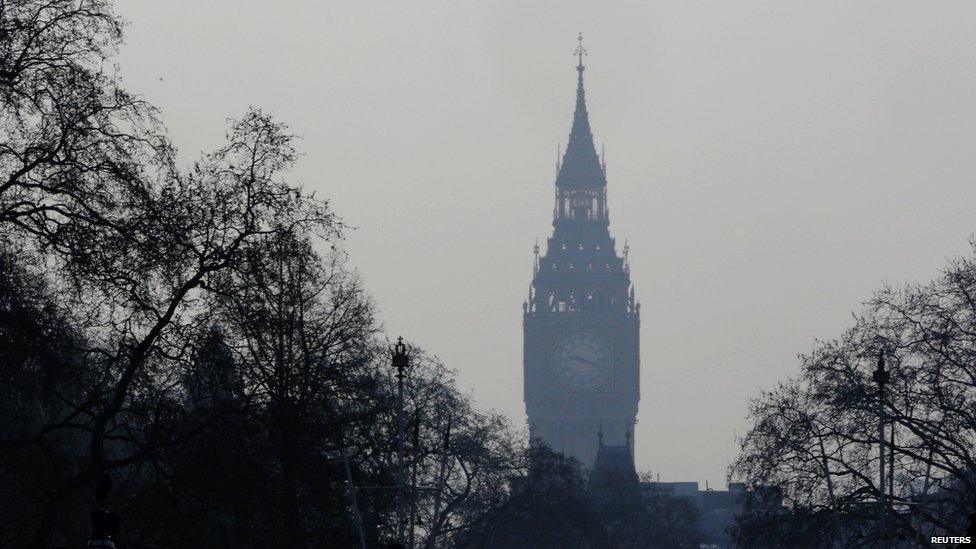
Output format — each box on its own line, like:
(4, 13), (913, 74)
(390, 336), (412, 545)
(872, 351), (891, 538)
(409, 408), (422, 549)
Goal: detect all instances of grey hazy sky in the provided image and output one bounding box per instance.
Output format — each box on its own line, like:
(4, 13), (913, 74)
(118, 1), (976, 487)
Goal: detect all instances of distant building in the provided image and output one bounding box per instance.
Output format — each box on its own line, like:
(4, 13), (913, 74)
(523, 36), (640, 469)
(643, 481), (747, 547)
(588, 437), (761, 547)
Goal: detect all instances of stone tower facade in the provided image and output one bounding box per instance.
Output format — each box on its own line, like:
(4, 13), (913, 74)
(523, 41), (640, 469)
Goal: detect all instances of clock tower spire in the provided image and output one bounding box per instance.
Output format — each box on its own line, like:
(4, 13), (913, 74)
(523, 37), (640, 469)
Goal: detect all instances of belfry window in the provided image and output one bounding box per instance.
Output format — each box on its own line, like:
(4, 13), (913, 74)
(568, 291), (578, 311)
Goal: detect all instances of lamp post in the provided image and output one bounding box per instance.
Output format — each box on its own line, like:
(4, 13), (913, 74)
(872, 351), (890, 539)
(391, 336), (411, 545)
(409, 409), (421, 549)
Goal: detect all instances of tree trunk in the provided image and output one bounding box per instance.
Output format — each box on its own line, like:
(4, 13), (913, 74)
(278, 406), (306, 548)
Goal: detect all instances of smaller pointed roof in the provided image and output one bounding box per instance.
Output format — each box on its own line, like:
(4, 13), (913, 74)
(556, 34), (606, 190)
(590, 444), (638, 489)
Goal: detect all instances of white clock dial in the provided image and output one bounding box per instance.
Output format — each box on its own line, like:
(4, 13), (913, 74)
(553, 332), (610, 390)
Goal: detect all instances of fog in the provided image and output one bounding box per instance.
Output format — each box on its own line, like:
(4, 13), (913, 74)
(117, 1), (976, 487)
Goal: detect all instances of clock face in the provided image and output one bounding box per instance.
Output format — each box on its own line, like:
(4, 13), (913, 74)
(553, 332), (611, 390)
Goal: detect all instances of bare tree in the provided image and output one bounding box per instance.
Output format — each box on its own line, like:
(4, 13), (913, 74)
(0, 0), (170, 233)
(731, 242), (976, 545)
(0, 104), (333, 545)
(395, 354), (520, 548)
(209, 229), (377, 546)
(0, 3), (539, 547)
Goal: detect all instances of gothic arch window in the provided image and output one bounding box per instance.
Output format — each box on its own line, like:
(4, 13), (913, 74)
(553, 289), (569, 312)
(567, 291), (581, 311)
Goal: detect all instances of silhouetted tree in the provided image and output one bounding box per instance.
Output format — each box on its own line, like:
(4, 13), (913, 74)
(0, 245), (92, 546)
(1, 3), (335, 537)
(209, 229), (379, 546)
(455, 444), (606, 548)
(0, 0), (169, 233)
(731, 241), (976, 545)
(0, 2), (532, 547)
(396, 353), (520, 547)
(117, 326), (263, 547)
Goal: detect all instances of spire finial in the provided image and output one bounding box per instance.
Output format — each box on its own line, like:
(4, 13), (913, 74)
(575, 32), (587, 72)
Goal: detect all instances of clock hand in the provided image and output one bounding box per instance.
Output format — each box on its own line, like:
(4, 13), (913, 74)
(569, 355), (604, 369)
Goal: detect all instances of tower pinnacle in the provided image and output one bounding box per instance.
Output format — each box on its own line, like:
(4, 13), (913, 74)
(556, 33), (605, 190)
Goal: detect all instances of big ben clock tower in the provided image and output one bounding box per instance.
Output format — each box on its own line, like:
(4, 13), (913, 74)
(523, 36), (640, 468)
